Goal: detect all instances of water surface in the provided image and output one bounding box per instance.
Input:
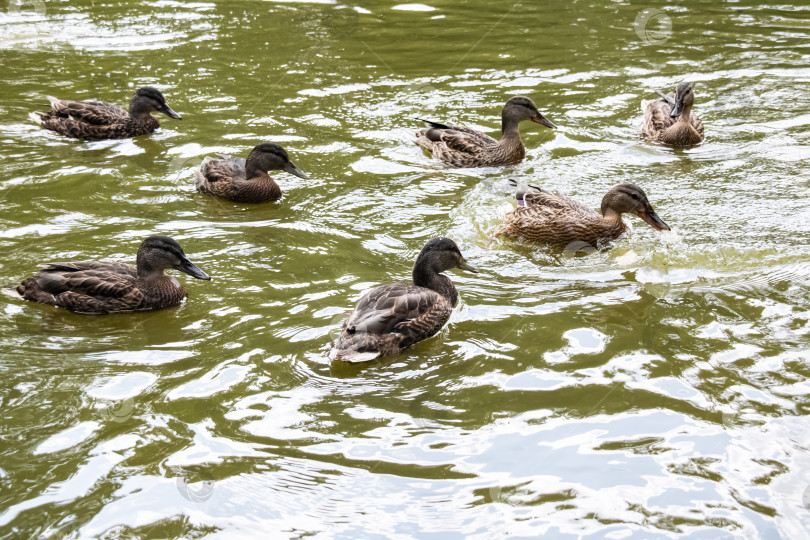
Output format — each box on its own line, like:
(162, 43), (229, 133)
(1, 0), (809, 537)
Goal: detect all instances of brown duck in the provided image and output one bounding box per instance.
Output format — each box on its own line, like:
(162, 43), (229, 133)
(497, 182), (670, 250)
(642, 82), (704, 146)
(14, 236), (210, 314)
(30, 87), (181, 141)
(330, 238), (478, 363)
(194, 143), (308, 203)
(414, 96), (556, 167)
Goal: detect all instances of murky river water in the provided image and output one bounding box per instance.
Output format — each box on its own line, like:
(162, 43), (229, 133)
(1, 0), (809, 537)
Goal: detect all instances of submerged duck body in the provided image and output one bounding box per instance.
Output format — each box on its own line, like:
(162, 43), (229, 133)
(330, 238), (478, 363)
(30, 87), (182, 141)
(194, 143), (308, 203)
(14, 236), (210, 314)
(498, 182), (670, 250)
(414, 96), (556, 168)
(642, 82), (704, 146)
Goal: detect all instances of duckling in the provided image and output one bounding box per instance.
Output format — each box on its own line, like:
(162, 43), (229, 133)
(414, 96), (556, 167)
(330, 238), (478, 363)
(29, 87), (181, 141)
(14, 236), (210, 314)
(194, 143), (308, 203)
(642, 82), (704, 146)
(497, 182), (670, 250)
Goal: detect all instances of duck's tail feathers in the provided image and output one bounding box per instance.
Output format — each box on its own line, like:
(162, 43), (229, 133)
(508, 179), (546, 205)
(413, 118), (451, 130)
(329, 348), (381, 364)
(1, 286), (23, 299)
(651, 88), (674, 106)
(28, 111), (44, 125)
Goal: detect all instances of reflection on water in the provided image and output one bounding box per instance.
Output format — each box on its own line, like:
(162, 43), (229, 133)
(1, 0), (810, 537)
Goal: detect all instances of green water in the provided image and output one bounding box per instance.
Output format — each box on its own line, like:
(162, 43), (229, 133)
(1, 0), (809, 537)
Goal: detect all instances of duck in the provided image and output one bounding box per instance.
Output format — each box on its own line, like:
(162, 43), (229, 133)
(414, 96), (556, 167)
(497, 182), (670, 250)
(330, 238), (478, 363)
(642, 82), (704, 146)
(29, 87), (182, 141)
(13, 236), (210, 314)
(194, 143), (308, 203)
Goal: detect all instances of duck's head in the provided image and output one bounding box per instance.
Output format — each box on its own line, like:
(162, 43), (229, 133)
(130, 87), (182, 120)
(245, 143), (309, 180)
(669, 82), (695, 119)
(136, 236), (210, 280)
(600, 184), (670, 231)
(414, 238), (479, 276)
(502, 96), (556, 130)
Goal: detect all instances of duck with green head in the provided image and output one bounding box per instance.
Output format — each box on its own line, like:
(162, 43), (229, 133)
(30, 87), (182, 141)
(414, 96), (556, 167)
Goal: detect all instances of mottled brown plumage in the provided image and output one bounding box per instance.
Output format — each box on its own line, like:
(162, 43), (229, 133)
(414, 96), (556, 167)
(30, 87), (181, 141)
(642, 82), (704, 146)
(14, 236), (210, 314)
(330, 238), (479, 363)
(497, 182), (670, 251)
(194, 143), (308, 203)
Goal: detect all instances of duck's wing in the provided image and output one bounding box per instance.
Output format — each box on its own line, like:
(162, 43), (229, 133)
(343, 284), (443, 335)
(16, 261), (146, 313)
(691, 112), (705, 139)
(31, 262), (138, 298)
(642, 97), (676, 138)
(331, 283), (451, 361)
(46, 97), (129, 125)
(196, 156), (246, 184)
(522, 190), (593, 216)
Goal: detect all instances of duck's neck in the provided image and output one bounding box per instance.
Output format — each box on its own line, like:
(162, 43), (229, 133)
(136, 265), (166, 280)
(677, 103), (692, 123)
(245, 160), (268, 180)
(129, 96), (154, 119)
(501, 114), (522, 140)
(601, 208), (626, 228)
(413, 266), (458, 306)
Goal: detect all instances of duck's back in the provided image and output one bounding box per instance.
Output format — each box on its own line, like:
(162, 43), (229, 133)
(501, 191), (623, 249)
(330, 283), (452, 362)
(16, 261), (185, 314)
(195, 156), (282, 203)
(642, 97), (704, 145)
(36, 97), (157, 140)
(414, 122), (507, 167)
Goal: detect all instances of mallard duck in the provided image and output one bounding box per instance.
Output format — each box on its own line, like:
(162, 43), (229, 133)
(194, 143), (308, 203)
(414, 96), (556, 167)
(29, 87), (181, 141)
(14, 236), (210, 314)
(330, 238), (478, 363)
(642, 82), (704, 146)
(497, 182), (670, 250)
